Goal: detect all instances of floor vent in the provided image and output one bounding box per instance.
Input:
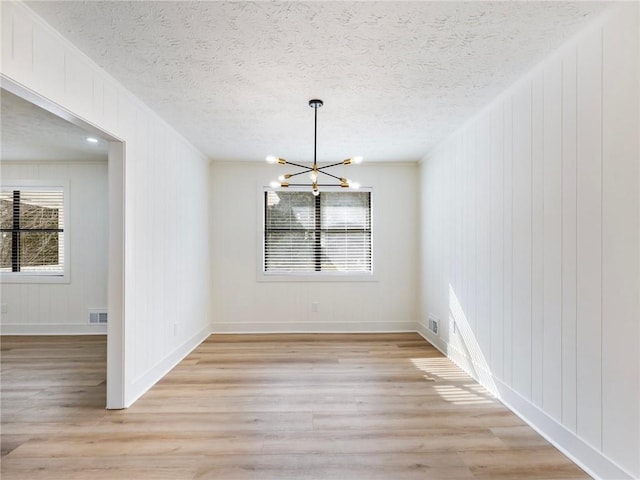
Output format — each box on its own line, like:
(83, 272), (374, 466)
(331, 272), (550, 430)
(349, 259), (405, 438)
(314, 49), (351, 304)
(428, 317), (439, 336)
(88, 309), (108, 325)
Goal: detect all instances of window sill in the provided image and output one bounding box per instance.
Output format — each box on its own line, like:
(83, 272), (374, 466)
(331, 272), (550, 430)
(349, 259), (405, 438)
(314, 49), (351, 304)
(1, 273), (70, 284)
(258, 271), (377, 283)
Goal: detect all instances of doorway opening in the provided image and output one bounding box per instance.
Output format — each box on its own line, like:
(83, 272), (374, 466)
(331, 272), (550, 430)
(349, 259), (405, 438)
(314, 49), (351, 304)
(0, 80), (125, 409)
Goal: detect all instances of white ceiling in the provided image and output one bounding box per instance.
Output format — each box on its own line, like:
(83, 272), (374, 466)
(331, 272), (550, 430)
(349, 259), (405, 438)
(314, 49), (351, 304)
(1, 89), (109, 163)
(25, 1), (612, 163)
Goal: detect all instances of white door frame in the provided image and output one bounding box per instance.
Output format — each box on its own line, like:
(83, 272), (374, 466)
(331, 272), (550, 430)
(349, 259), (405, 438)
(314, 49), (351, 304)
(1, 77), (126, 409)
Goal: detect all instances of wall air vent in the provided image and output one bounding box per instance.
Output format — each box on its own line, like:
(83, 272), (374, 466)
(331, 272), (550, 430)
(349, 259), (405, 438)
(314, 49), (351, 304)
(428, 316), (439, 336)
(88, 309), (108, 325)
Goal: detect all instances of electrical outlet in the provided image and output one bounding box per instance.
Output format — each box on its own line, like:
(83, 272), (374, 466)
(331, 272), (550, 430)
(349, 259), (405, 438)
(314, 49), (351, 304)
(311, 302), (319, 313)
(1, 304), (7, 314)
(173, 323), (178, 336)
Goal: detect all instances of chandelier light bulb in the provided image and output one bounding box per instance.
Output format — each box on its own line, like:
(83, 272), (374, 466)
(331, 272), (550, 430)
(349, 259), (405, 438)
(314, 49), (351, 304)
(308, 171), (318, 183)
(269, 181), (280, 189)
(312, 189), (320, 196)
(352, 156), (363, 164)
(349, 181), (361, 189)
(266, 155), (278, 164)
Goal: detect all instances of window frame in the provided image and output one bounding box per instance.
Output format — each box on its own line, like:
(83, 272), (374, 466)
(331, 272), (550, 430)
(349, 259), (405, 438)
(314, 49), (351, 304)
(257, 185), (376, 282)
(0, 180), (70, 284)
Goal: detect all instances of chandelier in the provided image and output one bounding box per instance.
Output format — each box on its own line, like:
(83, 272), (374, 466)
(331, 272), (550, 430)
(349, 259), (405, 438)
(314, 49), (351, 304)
(267, 99), (362, 196)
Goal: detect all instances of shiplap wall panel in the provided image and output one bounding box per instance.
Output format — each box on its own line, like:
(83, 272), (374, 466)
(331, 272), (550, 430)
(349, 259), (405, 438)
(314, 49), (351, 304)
(531, 71), (545, 408)
(502, 97), (514, 387)
(477, 121), (492, 361)
(601, 8), (640, 474)
(64, 53), (93, 119)
(575, 28), (603, 450)
(9, 8), (32, 85)
(470, 127), (478, 335)
(454, 137), (463, 329)
(32, 27), (64, 102)
(102, 81), (119, 137)
(561, 48), (579, 434)
(442, 155), (450, 327)
(463, 129), (474, 333)
(489, 105), (504, 378)
(431, 154), (442, 328)
(91, 74), (104, 123)
(419, 5), (638, 477)
(511, 83), (533, 399)
(542, 56), (563, 422)
(1, 11), (13, 76)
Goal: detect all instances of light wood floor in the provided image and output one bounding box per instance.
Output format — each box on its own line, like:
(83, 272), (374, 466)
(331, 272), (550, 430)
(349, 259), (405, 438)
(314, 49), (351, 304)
(1, 333), (589, 480)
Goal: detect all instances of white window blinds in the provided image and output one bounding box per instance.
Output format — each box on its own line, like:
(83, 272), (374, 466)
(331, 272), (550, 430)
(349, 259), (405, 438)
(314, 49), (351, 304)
(0, 188), (65, 275)
(264, 190), (372, 273)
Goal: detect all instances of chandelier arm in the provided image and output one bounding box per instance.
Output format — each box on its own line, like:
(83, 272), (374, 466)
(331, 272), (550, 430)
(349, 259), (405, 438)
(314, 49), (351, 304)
(318, 170), (342, 181)
(287, 170), (313, 178)
(282, 161), (311, 170)
(317, 161), (347, 170)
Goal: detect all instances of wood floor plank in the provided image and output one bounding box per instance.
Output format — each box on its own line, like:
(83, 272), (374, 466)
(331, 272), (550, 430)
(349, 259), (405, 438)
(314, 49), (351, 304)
(0, 333), (590, 479)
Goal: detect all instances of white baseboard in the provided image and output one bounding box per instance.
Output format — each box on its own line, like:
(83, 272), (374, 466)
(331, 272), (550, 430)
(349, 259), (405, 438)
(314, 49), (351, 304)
(494, 378), (634, 480)
(416, 321), (634, 480)
(416, 320), (448, 354)
(0, 323), (107, 335)
(124, 325), (210, 408)
(210, 321), (416, 334)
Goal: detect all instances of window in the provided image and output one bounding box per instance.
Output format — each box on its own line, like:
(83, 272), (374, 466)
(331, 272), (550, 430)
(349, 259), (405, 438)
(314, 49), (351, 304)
(0, 187), (66, 276)
(264, 190), (372, 274)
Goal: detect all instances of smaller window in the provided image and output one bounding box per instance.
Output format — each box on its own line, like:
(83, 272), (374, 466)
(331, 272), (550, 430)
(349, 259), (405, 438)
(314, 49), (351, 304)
(1, 186), (66, 278)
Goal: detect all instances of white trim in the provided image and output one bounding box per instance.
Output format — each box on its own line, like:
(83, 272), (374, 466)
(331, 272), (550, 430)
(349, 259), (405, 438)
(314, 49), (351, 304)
(256, 184), (377, 282)
(259, 272), (378, 283)
(416, 320), (448, 356)
(124, 325), (210, 408)
(106, 141), (125, 409)
(0, 274), (68, 284)
(0, 323), (107, 335)
(211, 321), (415, 334)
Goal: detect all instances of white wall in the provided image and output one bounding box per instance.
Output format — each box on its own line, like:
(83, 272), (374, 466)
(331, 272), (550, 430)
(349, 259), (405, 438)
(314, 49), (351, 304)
(1, 1), (211, 408)
(211, 161), (418, 332)
(0, 161), (108, 334)
(418, 5), (639, 479)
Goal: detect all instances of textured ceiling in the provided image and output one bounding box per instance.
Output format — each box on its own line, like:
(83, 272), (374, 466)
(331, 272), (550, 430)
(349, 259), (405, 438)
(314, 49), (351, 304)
(25, 1), (612, 163)
(1, 89), (109, 163)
